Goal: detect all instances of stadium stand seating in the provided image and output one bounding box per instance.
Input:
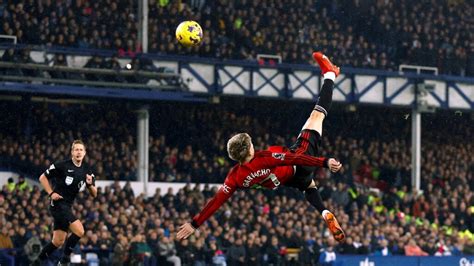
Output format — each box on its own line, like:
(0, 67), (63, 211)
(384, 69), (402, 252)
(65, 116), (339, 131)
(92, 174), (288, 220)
(0, 0), (473, 76)
(1, 100), (473, 264)
(1, 0), (473, 264)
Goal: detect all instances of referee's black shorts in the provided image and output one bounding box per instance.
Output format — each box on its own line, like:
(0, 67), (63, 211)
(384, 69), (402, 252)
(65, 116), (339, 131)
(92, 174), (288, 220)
(49, 200), (77, 231)
(284, 129), (322, 191)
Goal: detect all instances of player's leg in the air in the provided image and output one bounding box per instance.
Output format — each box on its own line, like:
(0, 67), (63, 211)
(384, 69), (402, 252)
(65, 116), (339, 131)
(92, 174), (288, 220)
(293, 52), (345, 242)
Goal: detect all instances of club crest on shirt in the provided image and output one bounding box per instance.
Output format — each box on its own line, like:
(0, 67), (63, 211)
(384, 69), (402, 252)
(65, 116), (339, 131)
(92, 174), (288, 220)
(65, 176), (74, 185)
(272, 153), (285, 160)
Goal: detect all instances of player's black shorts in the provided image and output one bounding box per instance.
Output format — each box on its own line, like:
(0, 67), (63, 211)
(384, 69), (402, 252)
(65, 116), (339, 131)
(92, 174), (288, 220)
(49, 200), (77, 231)
(284, 129), (322, 191)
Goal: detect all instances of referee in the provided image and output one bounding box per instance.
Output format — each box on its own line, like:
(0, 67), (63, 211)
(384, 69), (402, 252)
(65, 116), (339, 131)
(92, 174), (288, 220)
(35, 140), (97, 265)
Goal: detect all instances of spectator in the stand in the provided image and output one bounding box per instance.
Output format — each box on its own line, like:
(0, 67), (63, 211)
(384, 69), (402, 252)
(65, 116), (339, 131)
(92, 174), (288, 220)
(191, 239), (207, 266)
(331, 182), (350, 208)
(175, 238), (194, 265)
(338, 236), (358, 254)
(50, 53), (70, 80)
(0, 227), (14, 249)
(0, 48), (22, 76)
(111, 234), (128, 266)
(245, 237), (260, 264)
(158, 236), (181, 266)
(16, 175), (30, 191)
(12, 227), (28, 250)
(129, 233), (152, 264)
(6, 177), (15, 192)
(265, 236), (283, 265)
(358, 238), (372, 254)
(227, 238), (246, 266)
(83, 55), (106, 81)
(1, 48), (18, 62)
(404, 239), (429, 256)
(319, 238), (337, 266)
(374, 239), (392, 256)
(104, 55), (125, 82)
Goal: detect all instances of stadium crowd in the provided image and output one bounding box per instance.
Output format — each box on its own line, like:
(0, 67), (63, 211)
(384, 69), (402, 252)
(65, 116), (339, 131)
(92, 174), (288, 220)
(0, 0), (473, 76)
(0, 100), (473, 264)
(1, 177), (473, 265)
(1, 100), (472, 191)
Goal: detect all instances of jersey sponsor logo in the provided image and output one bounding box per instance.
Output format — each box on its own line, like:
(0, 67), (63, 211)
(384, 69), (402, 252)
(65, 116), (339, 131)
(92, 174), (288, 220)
(68, 169), (74, 172)
(221, 184), (231, 194)
(272, 153), (286, 160)
(65, 176), (74, 185)
(243, 168), (271, 187)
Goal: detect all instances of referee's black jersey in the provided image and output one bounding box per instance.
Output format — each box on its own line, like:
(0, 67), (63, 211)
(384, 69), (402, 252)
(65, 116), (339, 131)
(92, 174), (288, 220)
(44, 159), (95, 204)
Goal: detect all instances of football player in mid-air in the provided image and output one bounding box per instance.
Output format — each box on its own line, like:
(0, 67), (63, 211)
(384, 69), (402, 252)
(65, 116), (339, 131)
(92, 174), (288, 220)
(177, 52), (346, 242)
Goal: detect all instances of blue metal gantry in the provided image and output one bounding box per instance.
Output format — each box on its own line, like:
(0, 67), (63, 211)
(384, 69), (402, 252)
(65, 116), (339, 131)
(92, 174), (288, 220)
(0, 46), (473, 110)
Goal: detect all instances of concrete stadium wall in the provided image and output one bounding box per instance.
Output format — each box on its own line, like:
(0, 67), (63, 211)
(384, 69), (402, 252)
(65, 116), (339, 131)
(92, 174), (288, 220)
(94, 180), (221, 197)
(0, 171), (220, 196)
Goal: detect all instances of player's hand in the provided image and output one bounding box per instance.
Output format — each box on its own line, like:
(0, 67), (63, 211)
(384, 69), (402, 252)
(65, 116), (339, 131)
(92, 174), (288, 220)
(50, 192), (63, 201)
(86, 174), (94, 186)
(328, 158), (342, 172)
(177, 223), (196, 240)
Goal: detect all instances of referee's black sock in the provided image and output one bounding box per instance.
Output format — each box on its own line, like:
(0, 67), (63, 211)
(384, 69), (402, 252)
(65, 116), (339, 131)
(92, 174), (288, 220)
(305, 186), (327, 214)
(314, 79), (335, 117)
(38, 242), (59, 260)
(63, 233), (81, 257)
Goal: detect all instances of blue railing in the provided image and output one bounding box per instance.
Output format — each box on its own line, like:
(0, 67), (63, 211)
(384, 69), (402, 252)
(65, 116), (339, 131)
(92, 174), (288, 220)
(1, 44), (474, 109)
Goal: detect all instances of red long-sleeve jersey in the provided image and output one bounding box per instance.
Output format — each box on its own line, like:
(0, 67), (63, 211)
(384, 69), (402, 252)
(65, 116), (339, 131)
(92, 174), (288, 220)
(190, 148), (328, 228)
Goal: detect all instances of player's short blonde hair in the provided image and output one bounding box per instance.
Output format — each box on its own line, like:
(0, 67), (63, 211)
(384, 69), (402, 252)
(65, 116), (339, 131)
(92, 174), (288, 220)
(71, 139), (86, 151)
(227, 133), (252, 163)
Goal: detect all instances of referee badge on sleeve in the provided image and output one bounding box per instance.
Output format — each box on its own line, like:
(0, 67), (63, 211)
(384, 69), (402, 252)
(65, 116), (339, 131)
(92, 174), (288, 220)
(65, 176), (74, 185)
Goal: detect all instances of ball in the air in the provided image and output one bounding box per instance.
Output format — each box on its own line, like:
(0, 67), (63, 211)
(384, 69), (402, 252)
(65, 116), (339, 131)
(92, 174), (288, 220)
(176, 21), (203, 47)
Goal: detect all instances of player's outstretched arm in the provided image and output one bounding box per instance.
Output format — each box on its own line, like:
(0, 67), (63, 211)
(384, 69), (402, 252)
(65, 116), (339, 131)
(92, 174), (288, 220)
(262, 151), (342, 171)
(327, 158), (342, 172)
(177, 181), (236, 240)
(177, 223), (195, 240)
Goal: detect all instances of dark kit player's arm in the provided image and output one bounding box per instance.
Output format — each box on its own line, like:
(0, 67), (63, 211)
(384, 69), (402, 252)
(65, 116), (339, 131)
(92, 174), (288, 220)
(39, 174), (54, 196)
(40, 164), (63, 200)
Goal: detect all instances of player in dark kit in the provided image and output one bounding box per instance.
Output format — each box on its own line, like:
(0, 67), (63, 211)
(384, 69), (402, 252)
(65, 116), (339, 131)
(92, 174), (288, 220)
(34, 140), (97, 265)
(177, 52), (346, 243)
